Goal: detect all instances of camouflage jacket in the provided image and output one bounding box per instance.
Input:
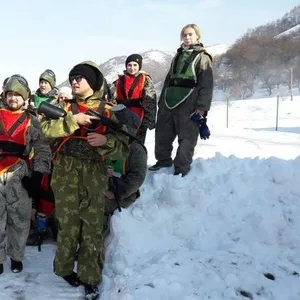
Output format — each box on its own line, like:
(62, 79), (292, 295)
(160, 43), (213, 112)
(110, 71), (157, 130)
(40, 62), (129, 162)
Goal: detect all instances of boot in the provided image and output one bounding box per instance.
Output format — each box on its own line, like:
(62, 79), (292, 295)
(0, 263), (3, 274)
(62, 271), (81, 287)
(84, 284), (99, 300)
(11, 259), (23, 273)
(148, 161), (172, 171)
(174, 170), (189, 177)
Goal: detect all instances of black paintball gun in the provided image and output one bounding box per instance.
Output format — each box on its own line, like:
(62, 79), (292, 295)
(38, 101), (146, 147)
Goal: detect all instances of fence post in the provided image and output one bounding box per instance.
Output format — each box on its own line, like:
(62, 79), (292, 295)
(275, 86), (279, 131)
(226, 96), (229, 128)
(290, 67), (293, 101)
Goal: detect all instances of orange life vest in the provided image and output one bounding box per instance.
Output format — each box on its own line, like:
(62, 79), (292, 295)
(115, 73), (146, 123)
(0, 109), (31, 174)
(54, 101), (111, 157)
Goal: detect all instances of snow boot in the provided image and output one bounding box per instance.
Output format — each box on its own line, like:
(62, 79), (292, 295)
(84, 284), (99, 300)
(62, 271), (81, 287)
(11, 259), (23, 273)
(174, 170), (189, 177)
(0, 263), (3, 274)
(148, 161), (172, 171)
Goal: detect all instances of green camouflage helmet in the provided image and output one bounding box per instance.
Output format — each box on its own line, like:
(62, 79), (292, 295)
(40, 69), (56, 88)
(4, 74), (31, 101)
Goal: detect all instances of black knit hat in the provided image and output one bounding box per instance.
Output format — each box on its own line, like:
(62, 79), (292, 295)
(69, 64), (99, 92)
(125, 54), (143, 70)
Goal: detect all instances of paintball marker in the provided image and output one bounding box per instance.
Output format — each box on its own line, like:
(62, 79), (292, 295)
(37, 101), (66, 119)
(107, 166), (122, 212)
(38, 101), (146, 147)
(26, 212), (48, 251)
(35, 212), (47, 252)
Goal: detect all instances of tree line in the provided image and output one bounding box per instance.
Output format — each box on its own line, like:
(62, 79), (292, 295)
(213, 5), (300, 99)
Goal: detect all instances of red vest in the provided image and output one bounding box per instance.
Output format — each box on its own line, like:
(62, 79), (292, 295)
(54, 101), (111, 156)
(115, 73), (146, 123)
(0, 109), (30, 174)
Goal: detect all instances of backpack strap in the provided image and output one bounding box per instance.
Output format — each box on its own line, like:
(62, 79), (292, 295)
(0, 112), (29, 136)
(70, 100), (79, 114)
(180, 50), (203, 74)
(172, 48), (182, 74)
(7, 112), (28, 136)
(119, 76), (127, 100)
(0, 118), (5, 135)
(96, 100), (106, 115)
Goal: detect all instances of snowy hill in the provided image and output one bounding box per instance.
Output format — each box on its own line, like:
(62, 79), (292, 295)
(275, 24), (300, 38)
(206, 43), (231, 56)
(100, 50), (174, 85)
(1, 96), (300, 299)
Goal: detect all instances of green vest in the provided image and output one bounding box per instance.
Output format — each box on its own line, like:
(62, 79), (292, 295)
(106, 159), (125, 176)
(33, 94), (50, 107)
(164, 50), (202, 109)
(33, 89), (57, 107)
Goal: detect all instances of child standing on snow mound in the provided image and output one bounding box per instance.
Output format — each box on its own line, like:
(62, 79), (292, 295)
(111, 53), (157, 144)
(149, 24), (213, 177)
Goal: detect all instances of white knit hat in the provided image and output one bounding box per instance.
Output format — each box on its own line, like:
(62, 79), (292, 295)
(58, 86), (72, 99)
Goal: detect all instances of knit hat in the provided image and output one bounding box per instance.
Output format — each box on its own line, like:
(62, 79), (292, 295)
(39, 69), (56, 88)
(125, 54), (143, 70)
(58, 86), (72, 99)
(69, 64), (100, 92)
(4, 74), (31, 101)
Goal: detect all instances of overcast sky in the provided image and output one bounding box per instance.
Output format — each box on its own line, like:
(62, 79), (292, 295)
(0, 0), (298, 88)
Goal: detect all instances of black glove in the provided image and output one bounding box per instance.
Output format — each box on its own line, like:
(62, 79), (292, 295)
(199, 118), (210, 140)
(22, 171), (44, 198)
(190, 112), (211, 140)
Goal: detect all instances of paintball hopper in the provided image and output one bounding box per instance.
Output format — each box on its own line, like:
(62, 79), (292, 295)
(111, 104), (141, 128)
(37, 101), (66, 119)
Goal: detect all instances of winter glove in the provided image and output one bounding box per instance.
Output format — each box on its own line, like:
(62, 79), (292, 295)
(22, 171), (44, 198)
(190, 112), (211, 140)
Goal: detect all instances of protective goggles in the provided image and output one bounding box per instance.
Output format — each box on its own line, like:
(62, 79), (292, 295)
(6, 74), (29, 89)
(45, 69), (56, 79)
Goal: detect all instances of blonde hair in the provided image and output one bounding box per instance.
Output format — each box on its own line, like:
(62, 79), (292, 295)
(180, 24), (201, 42)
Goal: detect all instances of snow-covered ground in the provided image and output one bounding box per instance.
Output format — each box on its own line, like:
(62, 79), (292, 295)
(1, 96), (300, 300)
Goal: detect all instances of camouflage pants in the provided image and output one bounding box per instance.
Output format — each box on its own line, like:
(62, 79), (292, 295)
(0, 165), (32, 264)
(51, 155), (107, 285)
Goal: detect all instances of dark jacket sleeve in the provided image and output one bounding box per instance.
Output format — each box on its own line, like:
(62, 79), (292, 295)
(141, 76), (157, 130)
(194, 53), (214, 111)
(118, 141), (147, 201)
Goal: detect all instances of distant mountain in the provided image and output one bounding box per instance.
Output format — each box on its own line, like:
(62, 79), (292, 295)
(58, 44), (230, 90)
